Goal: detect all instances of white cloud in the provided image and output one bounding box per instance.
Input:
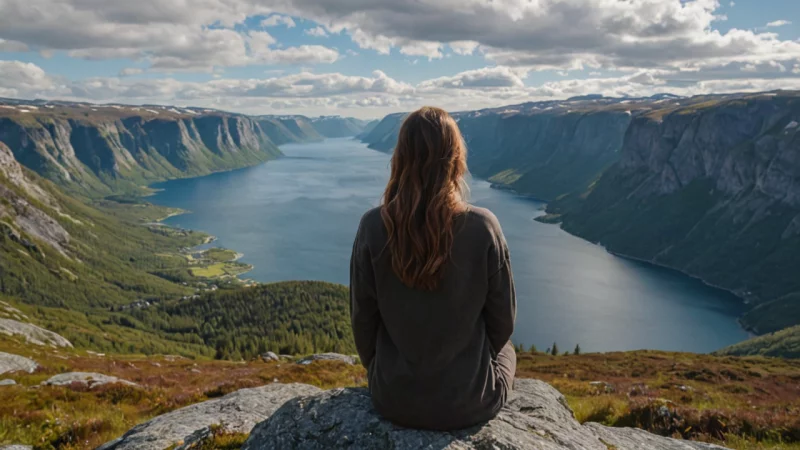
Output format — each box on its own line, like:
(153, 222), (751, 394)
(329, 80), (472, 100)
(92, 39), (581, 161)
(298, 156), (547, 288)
(119, 68), (144, 77)
(0, 60), (65, 98)
(419, 67), (527, 90)
(261, 15), (296, 28)
(766, 20), (792, 28)
(3, 0), (798, 79)
(449, 41), (479, 56)
(0, 39), (28, 52)
(304, 26), (329, 38)
(3, 59), (800, 118)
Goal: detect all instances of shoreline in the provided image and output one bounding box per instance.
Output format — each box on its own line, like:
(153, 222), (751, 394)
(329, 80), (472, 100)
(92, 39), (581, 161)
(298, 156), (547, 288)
(484, 180), (758, 339)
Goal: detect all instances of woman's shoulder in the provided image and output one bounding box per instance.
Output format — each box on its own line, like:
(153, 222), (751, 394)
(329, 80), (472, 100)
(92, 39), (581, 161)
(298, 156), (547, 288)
(357, 206), (384, 234)
(466, 205), (502, 229)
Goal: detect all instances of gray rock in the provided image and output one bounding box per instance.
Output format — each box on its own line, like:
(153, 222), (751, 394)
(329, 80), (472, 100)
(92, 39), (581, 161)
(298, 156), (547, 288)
(42, 372), (136, 388)
(261, 351), (279, 362)
(584, 423), (728, 449)
(243, 379), (731, 450)
(0, 352), (38, 375)
(0, 318), (73, 348)
(296, 353), (356, 365)
(0, 445), (34, 450)
(98, 383), (321, 450)
(0, 379), (17, 386)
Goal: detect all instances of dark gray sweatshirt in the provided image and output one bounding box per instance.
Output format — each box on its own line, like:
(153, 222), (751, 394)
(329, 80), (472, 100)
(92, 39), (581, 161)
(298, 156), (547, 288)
(350, 205), (516, 430)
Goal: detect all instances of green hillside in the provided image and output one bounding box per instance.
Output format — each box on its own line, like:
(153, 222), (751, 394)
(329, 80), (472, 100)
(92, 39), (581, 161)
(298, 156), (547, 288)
(717, 325), (800, 359)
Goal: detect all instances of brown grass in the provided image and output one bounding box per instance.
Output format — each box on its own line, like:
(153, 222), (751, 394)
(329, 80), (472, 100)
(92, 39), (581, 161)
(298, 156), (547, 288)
(1, 339), (798, 449)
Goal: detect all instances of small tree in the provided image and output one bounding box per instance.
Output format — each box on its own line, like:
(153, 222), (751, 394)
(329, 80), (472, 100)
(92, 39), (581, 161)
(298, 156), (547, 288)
(550, 342), (559, 356)
(528, 344), (538, 354)
(574, 344), (581, 355)
(515, 342), (525, 354)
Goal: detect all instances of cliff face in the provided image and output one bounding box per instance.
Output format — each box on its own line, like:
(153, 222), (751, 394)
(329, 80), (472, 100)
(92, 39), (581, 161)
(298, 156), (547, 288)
(458, 110), (631, 200)
(255, 115), (373, 144)
(0, 104), (282, 196)
(554, 92), (800, 332)
(362, 106), (633, 201)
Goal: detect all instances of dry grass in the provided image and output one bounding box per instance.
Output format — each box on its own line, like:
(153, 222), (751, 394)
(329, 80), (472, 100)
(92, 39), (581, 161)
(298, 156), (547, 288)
(1, 339), (798, 449)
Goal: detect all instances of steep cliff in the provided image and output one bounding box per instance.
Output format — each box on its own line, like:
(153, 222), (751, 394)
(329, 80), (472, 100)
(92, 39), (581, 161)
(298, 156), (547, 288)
(458, 109), (632, 201)
(255, 115), (372, 143)
(362, 102), (638, 201)
(551, 91), (800, 332)
(0, 102), (282, 197)
(255, 116), (324, 145)
(309, 116), (372, 138)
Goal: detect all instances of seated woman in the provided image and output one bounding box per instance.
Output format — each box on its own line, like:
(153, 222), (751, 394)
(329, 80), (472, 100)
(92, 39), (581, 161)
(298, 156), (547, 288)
(350, 106), (516, 431)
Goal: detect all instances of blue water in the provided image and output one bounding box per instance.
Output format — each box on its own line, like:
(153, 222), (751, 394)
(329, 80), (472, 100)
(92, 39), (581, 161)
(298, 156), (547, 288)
(151, 138), (751, 353)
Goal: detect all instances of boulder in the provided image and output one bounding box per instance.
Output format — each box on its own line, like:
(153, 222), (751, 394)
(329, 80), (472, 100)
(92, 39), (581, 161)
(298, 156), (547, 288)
(97, 383), (321, 450)
(0, 445), (34, 450)
(243, 379), (729, 450)
(261, 351), (279, 362)
(296, 353), (356, 365)
(0, 352), (38, 375)
(42, 372), (136, 388)
(0, 318), (72, 348)
(0, 379), (16, 386)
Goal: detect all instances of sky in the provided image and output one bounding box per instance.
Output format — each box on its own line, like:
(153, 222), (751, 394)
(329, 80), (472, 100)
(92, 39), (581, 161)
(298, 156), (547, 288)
(0, 0), (799, 119)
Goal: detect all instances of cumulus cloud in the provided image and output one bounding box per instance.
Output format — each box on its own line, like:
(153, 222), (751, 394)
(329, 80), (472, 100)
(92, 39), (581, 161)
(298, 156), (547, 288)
(304, 26), (329, 38)
(418, 67), (527, 90)
(119, 68), (144, 77)
(261, 15), (296, 28)
(766, 20), (792, 28)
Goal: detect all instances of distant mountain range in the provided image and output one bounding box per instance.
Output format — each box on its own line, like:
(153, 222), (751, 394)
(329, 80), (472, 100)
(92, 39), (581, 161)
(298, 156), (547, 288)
(361, 91), (800, 348)
(0, 98), (373, 197)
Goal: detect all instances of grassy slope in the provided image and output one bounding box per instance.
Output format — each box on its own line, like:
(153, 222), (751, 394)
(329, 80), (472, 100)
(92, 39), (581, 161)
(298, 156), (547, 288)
(1, 164), (354, 358)
(2, 339), (798, 450)
(717, 325), (800, 359)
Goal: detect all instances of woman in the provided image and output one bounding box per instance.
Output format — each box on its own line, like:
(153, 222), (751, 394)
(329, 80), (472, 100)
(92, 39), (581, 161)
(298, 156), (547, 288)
(350, 106), (516, 431)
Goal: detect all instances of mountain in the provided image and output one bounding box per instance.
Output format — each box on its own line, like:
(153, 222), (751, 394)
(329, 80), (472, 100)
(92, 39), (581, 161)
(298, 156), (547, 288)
(355, 119), (380, 139)
(716, 324), (800, 358)
(254, 115), (324, 145)
(310, 116), (373, 138)
(0, 99), (282, 197)
(255, 115), (374, 142)
(364, 91), (800, 333)
(549, 91), (800, 333)
(0, 107), (353, 357)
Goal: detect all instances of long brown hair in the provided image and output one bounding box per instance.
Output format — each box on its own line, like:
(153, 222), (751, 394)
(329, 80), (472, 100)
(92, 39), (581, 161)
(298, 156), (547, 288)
(381, 106), (468, 291)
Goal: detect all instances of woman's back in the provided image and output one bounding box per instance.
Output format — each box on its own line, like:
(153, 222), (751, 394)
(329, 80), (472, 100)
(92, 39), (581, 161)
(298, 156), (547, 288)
(351, 205), (516, 430)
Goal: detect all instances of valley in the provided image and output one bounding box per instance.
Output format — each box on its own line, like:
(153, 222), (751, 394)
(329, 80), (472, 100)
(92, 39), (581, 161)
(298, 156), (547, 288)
(361, 91), (800, 342)
(0, 94), (798, 449)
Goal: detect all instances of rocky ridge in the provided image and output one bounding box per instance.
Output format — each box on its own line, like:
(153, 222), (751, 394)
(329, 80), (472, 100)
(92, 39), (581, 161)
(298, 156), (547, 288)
(97, 378), (728, 450)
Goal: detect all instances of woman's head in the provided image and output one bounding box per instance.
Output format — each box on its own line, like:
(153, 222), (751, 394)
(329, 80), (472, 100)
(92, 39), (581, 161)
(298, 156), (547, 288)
(381, 106), (468, 291)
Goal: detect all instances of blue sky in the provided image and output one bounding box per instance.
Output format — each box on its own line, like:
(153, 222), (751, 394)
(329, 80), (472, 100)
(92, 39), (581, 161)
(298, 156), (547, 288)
(1, 0), (798, 118)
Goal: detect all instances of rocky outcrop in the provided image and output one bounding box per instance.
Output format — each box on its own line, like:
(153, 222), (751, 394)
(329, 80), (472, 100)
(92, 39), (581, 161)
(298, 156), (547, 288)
(0, 351), (38, 375)
(0, 103), (282, 197)
(0, 318), (73, 348)
(98, 383), (321, 450)
(42, 372), (136, 388)
(554, 91), (800, 332)
(0, 445), (33, 450)
(296, 353), (356, 365)
(0, 379), (17, 386)
(243, 379), (726, 450)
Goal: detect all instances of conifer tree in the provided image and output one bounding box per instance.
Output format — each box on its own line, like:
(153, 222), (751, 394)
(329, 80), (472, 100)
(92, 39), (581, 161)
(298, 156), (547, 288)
(574, 344), (581, 355)
(550, 342), (559, 356)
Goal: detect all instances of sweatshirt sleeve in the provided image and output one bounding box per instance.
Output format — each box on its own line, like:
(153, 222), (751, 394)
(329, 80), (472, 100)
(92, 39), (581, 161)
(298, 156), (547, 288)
(484, 229), (516, 355)
(349, 219), (380, 369)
